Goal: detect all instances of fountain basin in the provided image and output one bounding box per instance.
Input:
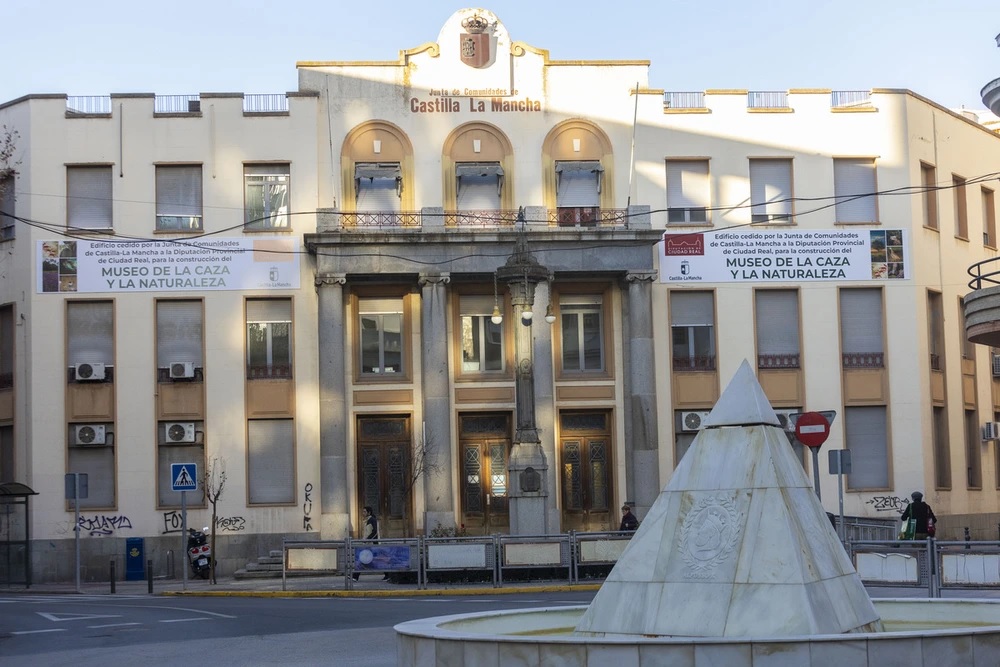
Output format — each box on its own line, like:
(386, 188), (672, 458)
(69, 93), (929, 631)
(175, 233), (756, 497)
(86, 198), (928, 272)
(396, 599), (1000, 666)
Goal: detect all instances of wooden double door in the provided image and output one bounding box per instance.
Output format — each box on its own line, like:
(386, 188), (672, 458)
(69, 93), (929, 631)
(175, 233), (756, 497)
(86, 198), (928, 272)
(459, 413), (511, 536)
(560, 411), (613, 533)
(356, 415), (412, 538)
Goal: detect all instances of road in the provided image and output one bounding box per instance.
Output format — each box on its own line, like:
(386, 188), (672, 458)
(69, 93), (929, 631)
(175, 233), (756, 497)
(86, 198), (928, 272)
(0, 590), (597, 666)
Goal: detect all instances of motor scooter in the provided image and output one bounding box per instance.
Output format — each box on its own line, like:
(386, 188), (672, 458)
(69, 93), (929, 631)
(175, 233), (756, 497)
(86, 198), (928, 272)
(187, 527), (212, 579)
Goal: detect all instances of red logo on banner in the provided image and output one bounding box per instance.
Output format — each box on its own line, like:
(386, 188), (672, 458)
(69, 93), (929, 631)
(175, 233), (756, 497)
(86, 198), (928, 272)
(663, 234), (705, 256)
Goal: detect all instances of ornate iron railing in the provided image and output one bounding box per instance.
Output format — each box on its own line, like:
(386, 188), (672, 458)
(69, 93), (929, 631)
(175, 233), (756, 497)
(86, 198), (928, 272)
(548, 208), (628, 228)
(842, 352), (884, 369)
(339, 212), (422, 228)
(672, 355), (716, 371)
(757, 353), (800, 369)
(246, 364), (292, 380)
(444, 210), (520, 227)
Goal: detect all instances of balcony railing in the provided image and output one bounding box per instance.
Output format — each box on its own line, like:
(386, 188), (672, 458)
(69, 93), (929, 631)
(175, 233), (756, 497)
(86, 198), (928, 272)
(154, 95), (201, 114)
(548, 208), (628, 228)
(757, 353), (800, 369)
(929, 353), (941, 371)
(748, 91), (789, 109)
(444, 210), (520, 227)
(664, 92), (705, 109)
(340, 211), (422, 228)
(243, 94), (289, 113)
(831, 90), (873, 109)
(842, 352), (884, 369)
(66, 96), (111, 115)
(247, 364), (292, 380)
(673, 355), (717, 371)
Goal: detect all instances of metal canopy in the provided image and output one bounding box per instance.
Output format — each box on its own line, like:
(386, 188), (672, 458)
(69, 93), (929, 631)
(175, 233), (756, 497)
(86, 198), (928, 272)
(0, 482), (37, 497)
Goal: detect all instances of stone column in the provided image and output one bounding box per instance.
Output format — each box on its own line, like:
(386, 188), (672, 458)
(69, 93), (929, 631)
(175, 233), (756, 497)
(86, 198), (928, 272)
(532, 280), (559, 533)
(316, 273), (350, 538)
(624, 271), (660, 519)
(418, 272), (454, 534)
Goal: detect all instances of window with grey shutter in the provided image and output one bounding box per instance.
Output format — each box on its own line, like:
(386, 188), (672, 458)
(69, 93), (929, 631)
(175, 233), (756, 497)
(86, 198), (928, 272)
(755, 290), (800, 368)
(248, 419), (295, 504)
(68, 301), (113, 366)
(156, 300), (203, 368)
(456, 163), (503, 211)
(839, 288), (883, 368)
(67, 166), (113, 230)
(666, 160), (709, 224)
(158, 441), (205, 506)
(845, 406), (888, 489)
(156, 165), (203, 230)
(749, 159), (792, 223)
(355, 163), (401, 212)
(556, 161), (602, 207)
(834, 158), (877, 223)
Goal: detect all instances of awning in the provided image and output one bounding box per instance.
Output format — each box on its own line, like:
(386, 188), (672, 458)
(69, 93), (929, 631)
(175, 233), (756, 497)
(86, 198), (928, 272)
(354, 163), (401, 180)
(0, 482), (38, 497)
(555, 160), (603, 173)
(455, 163), (504, 178)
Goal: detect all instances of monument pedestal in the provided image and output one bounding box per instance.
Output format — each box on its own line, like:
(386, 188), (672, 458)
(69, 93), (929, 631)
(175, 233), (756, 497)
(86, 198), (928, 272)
(508, 441), (548, 535)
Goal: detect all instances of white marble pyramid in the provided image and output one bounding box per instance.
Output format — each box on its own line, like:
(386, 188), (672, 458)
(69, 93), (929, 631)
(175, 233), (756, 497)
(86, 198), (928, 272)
(575, 360), (882, 638)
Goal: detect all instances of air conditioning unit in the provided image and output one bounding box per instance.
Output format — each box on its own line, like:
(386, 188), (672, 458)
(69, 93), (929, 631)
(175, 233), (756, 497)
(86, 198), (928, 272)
(169, 361), (196, 379)
(165, 422), (196, 444)
(74, 362), (106, 382)
(992, 354), (1000, 378)
(983, 422), (1000, 441)
(774, 409), (799, 432)
(680, 411), (712, 432)
(74, 424), (106, 445)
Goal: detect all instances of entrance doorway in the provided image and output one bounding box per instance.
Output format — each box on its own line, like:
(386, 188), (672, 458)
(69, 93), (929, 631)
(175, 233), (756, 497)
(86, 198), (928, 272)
(459, 413), (511, 536)
(356, 415), (412, 537)
(559, 411), (612, 532)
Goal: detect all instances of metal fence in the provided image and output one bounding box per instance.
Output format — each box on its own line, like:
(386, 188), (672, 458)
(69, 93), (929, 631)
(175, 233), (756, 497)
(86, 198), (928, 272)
(663, 92), (705, 109)
(243, 94), (289, 113)
(66, 96), (111, 115)
(849, 539), (1000, 597)
(748, 91), (789, 109)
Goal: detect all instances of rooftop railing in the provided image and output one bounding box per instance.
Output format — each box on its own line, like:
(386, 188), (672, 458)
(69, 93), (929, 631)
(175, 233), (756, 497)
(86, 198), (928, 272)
(154, 95), (201, 113)
(243, 94), (289, 113)
(663, 91), (705, 109)
(831, 90), (873, 109)
(66, 96), (111, 115)
(748, 91), (789, 109)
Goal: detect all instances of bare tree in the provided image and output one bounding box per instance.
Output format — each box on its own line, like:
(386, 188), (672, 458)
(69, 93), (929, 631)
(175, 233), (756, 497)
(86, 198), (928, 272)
(399, 427), (442, 537)
(0, 126), (21, 224)
(202, 457), (227, 584)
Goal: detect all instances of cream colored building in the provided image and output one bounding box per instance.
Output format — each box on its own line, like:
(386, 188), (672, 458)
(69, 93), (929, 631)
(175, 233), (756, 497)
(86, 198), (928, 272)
(1, 9), (1000, 583)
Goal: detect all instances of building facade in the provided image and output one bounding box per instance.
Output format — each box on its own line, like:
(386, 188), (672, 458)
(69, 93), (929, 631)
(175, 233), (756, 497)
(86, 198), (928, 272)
(2, 9), (1000, 582)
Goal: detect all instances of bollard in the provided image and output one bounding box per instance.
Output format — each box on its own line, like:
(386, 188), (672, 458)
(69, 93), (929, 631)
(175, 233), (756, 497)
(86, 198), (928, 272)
(147, 559), (153, 594)
(964, 526), (971, 550)
(110, 560), (116, 594)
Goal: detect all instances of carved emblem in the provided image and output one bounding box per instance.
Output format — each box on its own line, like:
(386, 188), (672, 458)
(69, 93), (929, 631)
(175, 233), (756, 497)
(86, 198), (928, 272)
(678, 494), (743, 579)
(459, 14), (491, 69)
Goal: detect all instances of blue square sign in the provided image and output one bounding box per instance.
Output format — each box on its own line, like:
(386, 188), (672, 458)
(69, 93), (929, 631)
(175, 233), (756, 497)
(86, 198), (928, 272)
(170, 463), (198, 492)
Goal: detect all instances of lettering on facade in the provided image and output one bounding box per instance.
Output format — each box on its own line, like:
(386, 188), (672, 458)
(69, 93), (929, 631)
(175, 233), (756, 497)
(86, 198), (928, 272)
(409, 95), (542, 114)
(303, 482), (314, 531)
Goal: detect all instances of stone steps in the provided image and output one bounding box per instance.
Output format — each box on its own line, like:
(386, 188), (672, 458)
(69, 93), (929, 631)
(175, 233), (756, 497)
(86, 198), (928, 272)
(234, 550), (338, 580)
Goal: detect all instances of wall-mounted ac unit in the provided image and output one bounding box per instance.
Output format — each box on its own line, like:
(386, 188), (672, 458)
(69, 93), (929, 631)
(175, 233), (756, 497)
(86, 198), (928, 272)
(774, 409), (799, 432)
(983, 422), (1000, 441)
(165, 422), (196, 443)
(169, 361), (195, 379)
(74, 424), (106, 445)
(74, 362), (106, 382)
(992, 354), (1000, 378)
(680, 411), (712, 432)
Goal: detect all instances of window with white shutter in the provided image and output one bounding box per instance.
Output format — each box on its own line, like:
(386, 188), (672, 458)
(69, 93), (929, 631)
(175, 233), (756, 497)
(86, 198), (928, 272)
(555, 161), (602, 225)
(355, 163), (401, 212)
(839, 288), (883, 368)
(156, 300), (203, 369)
(67, 166), (113, 230)
(156, 165), (203, 231)
(834, 158), (877, 223)
(755, 290), (800, 368)
(749, 159), (792, 223)
(666, 160), (710, 224)
(456, 163), (503, 211)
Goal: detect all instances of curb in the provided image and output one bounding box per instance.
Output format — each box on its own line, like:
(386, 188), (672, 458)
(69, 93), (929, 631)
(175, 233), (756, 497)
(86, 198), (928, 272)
(161, 583), (603, 598)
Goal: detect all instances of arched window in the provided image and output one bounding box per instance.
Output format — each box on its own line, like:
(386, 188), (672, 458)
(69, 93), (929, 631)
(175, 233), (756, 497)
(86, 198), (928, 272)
(442, 123), (515, 225)
(541, 120), (614, 226)
(341, 122), (415, 216)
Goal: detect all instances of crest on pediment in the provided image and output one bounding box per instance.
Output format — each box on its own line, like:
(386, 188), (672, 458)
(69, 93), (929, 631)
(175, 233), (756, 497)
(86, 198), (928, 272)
(459, 14), (491, 68)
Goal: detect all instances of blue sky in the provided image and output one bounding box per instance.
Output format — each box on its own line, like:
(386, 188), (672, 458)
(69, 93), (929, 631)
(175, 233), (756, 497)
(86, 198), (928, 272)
(6, 1), (998, 110)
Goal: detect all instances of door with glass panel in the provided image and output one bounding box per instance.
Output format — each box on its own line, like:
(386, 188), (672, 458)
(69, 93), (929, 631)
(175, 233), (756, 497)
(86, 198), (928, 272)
(560, 411), (612, 532)
(459, 413), (511, 535)
(356, 416), (412, 538)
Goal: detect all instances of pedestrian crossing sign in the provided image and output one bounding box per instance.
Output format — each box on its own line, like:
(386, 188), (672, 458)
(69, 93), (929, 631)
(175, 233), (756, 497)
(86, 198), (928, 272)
(171, 463), (198, 492)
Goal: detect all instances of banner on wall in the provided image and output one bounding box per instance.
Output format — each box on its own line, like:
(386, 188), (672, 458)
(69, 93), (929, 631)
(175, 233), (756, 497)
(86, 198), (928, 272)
(659, 228), (908, 283)
(37, 238), (300, 294)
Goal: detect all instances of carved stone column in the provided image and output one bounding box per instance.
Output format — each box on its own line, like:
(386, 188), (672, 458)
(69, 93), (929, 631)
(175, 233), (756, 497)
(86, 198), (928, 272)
(624, 271), (659, 519)
(418, 272), (454, 533)
(315, 273), (350, 538)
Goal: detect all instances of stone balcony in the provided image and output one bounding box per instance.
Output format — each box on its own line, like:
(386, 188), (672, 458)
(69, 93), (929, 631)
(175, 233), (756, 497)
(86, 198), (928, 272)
(964, 257), (1000, 346)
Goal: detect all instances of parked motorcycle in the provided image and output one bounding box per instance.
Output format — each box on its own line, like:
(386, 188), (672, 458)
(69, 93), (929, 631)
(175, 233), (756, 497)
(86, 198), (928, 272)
(187, 527), (212, 579)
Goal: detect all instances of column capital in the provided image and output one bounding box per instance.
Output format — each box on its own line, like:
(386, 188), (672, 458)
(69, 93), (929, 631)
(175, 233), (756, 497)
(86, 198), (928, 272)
(625, 270), (658, 284)
(418, 272), (451, 287)
(315, 273), (347, 287)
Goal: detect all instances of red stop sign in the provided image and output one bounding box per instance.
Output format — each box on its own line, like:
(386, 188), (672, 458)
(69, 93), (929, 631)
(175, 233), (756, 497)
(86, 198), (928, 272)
(794, 411), (831, 449)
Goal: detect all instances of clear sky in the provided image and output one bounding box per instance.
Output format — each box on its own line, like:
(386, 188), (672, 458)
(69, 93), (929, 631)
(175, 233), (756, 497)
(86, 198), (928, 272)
(6, 1), (998, 111)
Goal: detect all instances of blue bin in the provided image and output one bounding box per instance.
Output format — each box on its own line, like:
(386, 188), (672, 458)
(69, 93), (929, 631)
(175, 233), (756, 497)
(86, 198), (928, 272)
(125, 537), (144, 581)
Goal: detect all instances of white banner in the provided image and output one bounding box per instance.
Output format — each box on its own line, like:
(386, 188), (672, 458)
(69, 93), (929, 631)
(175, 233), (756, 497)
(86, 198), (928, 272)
(659, 228), (908, 283)
(38, 238), (300, 293)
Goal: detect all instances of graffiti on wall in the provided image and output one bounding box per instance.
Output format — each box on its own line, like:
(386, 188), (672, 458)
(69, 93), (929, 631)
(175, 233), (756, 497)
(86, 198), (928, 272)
(78, 514), (133, 536)
(865, 495), (910, 514)
(216, 516), (246, 532)
(303, 482), (314, 531)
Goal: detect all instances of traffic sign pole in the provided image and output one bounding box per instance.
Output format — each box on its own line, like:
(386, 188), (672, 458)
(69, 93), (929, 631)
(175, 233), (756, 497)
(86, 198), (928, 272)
(181, 489), (187, 591)
(810, 449), (822, 501)
(794, 412), (833, 502)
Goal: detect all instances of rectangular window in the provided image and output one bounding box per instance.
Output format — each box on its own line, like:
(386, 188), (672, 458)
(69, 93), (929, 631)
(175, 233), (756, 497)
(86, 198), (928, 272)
(833, 158), (877, 223)
(248, 419), (294, 504)
(755, 289), (800, 368)
(670, 291), (715, 370)
(157, 421), (205, 507)
(555, 160), (602, 226)
(959, 299), (975, 361)
(954, 174), (968, 239)
(666, 160), (710, 224)
(928, 291), (943, 371)
(0, 305), (12, 390)
(460, 295), (504, 372)
(933, 406), (951, 489)
(156, 165), (203, 231)
(560, 295), (604, 372)
(749, 159), (792, 223)
(921, 163), (938, 230)
(246, 299), (292, 379)
(359, 298), (404, 375)
(355, 163), (401, 212)
(983, 187), (996, 248)
(68, 300), (114, 371)
(157, 300), (203, 376)
(244, 164), (289, 230)
(67, 166), (113, 230)
(0, 425), (12, 483)
(0, 174), (14, 240)
(845, 406), (889, 490)
(966, 410), (982, 489)
(456, 162), (503, 211)
(840, 288), (884, 369)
